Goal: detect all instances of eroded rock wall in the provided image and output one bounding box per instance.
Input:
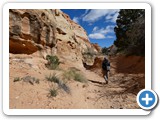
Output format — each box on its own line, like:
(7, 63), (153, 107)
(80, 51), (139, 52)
(9, 9), (100, 65)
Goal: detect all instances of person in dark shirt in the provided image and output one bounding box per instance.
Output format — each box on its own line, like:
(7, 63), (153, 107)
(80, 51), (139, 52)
(102, 56), (110, 84)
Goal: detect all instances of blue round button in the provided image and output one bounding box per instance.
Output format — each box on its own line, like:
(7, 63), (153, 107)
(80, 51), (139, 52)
(137, 89), (158, 110)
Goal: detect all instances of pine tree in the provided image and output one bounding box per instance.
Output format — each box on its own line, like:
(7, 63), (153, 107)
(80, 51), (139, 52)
(114, 9), (145, 55)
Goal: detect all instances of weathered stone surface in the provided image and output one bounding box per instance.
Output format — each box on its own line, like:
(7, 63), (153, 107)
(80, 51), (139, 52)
(92, 43), (102, 53)
(9, 9), (100, 65)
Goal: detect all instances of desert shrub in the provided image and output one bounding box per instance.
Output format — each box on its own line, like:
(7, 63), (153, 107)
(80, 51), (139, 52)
(46, 55), (60, 70)
(13, 77), (21, 82)
(63, 68), (76, 80)
(49, 88), (58, 97)
(63, 68), (87, 83)
(46, 73), (60, 83)
(21, 76), (40, 85)
(46, 74), (70, 94)
(14, 76), (40, 85)
(32, 77), (40, 84)
(74, 72), (87, 83)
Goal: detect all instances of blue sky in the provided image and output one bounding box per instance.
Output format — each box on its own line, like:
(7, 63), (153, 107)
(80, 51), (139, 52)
(61, 9), (119, 48)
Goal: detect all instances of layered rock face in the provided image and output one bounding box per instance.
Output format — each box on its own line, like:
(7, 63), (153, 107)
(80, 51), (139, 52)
(92, 43), (101, 53)
(9, 9), (56, 54)
(9, 9), (99, 65)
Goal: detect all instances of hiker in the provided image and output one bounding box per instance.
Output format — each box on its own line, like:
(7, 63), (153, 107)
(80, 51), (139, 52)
(102, 56), (110, 84)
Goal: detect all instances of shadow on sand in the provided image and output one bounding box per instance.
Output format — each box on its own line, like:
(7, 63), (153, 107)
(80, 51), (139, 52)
(88, 79), (106, 85)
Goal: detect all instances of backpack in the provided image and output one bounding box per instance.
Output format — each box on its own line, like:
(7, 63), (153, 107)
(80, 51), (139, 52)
(102, 62), (106, 70)
(102, 59), (110, 70)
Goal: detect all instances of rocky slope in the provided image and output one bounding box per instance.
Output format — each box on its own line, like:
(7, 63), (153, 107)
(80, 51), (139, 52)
(9, 9), (99, 66)
(9, 54), (144, 109)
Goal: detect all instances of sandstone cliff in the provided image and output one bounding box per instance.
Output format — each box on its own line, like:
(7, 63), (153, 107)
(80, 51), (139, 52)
(9, 9), (100, 66)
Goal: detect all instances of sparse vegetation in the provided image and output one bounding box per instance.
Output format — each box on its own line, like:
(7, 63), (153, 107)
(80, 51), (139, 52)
(46, 73), (70, 94)
(21, 76), (40, 85)
(46, 55), (60, 70)
(49, 88), (58, 97)
(13, 77), (21, 82)
(46, 73), (60, 83)
(32, 77), (40, 84)
(13, 76), (40, 85)
(63, 67), (87, 83)
(74, 72), (87, 83)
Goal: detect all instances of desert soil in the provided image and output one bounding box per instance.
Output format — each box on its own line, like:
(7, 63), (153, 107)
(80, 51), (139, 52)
(9, 53), (144, 109)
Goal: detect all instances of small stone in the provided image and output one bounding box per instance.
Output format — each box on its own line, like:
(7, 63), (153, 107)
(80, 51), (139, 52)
(82, 84), (86, 88)
(110, 106), (114, 108)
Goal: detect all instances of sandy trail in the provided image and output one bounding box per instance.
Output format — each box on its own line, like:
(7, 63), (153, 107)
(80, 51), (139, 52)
(9, 54), (144, 109)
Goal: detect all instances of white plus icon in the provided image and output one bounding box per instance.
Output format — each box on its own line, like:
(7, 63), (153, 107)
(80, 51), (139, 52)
(142, 93), (153, 105)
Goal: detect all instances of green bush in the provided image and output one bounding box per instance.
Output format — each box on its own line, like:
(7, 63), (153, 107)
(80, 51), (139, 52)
(46, 73), (60, 83)
(46, 74), (70, 94)
(13, 77), (21, 82)
(74, 72), (87, 83)
(63, 68), (87, 83)
(46, 55), (60, 70)
(49, 88), (58, 97)
(63, 68), (76, 80)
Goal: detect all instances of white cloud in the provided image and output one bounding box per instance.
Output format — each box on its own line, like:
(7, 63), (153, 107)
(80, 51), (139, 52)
(89, 25), (115, 40)
(82, 9), (119, 23)
(72, 9), (90, 24)
(93, 25), (115, 34)
(112, 12), (119, 22)
(73, 17), (79, 23)
(106, 15), (113, 20)
(105, 25), (115, 33)
(81, 9), (90, 17)
(89, 33), (106, 39)
(88, 23), (93, 26)
(97, 28), (108, 34)
(106, 11), (119, 23)
(107, 36), (114, 38)
(93, 26), (99, 32)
